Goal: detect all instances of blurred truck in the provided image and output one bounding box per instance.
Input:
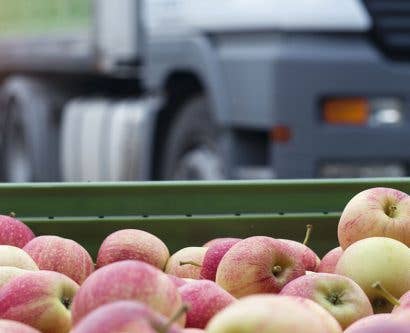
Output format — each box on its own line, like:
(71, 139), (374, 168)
(0, 0), (408, 182)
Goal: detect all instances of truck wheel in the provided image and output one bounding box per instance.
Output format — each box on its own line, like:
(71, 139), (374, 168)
(161, 97), (225, 180)
(0, 77), (61, 182)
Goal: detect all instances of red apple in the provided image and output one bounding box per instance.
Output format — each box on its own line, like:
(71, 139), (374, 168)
(168, 274), (188, 288)
(0, 270), (79, 333)
(338, 187), (410, 249)
(215, 236), (305, 298)
(318, 247), (343, 274)
(23, 236), (94, 285)
(200, 238), (241, 281)
(96, 229), (170, 270)
(0, 267), (31, 289)
(0, 215), (35, 248)
(206, 294), (342, 333)
(184, 330), (205, 333)
(70, 301), (183, 333)
(71, 260), (185, 326)
(165, 247), (207, 279)
(203, 238), (241, 248)
(0, 245), (38, 270)
(280, 273), (373, 329)
(0, 320), (41, 333)
(179, 280), (235, 329)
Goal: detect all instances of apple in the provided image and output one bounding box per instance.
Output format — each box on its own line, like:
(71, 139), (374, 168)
(165, 247), (207, 279)
(280, 272), (373, 329)
(200, 238), (241, 281)
(318, 247), (343, 274)
(168, 274), (188, 288)
(70, 301), (184, 333)
(0, 270), (79, 333)
(23, 235), (94, 285)
(338, 187), (410, 249)
(206, 294), (342, 333)
(203, 238), (241, 248)
(344, 313), (410, 333)
(71, 260), (185, 326)
(335, 237), (410, 313)
(0, 320), (41, 333)
(184, 330), (205, 333)
(0, 245), (38, 270)
(393, 291), (410, 314)
(0, 214), (35, 248)
(215, 236), (305, 298)
(96, 229), (170, 270)
(178, 280), (235, 328)
(0, 266), (31, 289)
(279, 225), (320, 272)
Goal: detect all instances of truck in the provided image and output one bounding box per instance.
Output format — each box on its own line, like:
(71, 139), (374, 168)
(0, 0), (408, 182)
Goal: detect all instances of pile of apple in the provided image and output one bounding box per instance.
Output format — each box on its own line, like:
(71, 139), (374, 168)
(0, 187), (409, 333)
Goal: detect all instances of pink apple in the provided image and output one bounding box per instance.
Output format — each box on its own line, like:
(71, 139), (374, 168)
(184, 330), (205, 333)
(23, 236), (94, 285)
(0, 320), (41, 333)
(200, 239), (241, 281)
(215, 236), (305, 298)
(0, 245), (38, 270)
(0, 215), (35, 248)
(0, 270), (79, 333)
(0, 267), (31, 289)
(206, 294), (342, 333)
(179, 280), (235, 329)
(393, 291), (410, 314)
(278, 239), (320, 272)
(165, 247), (207, 279)
(280, 273), (373, 329)
(338, 187), (410, 249)
(203, 238), (241, 248)
(96, 229), (170, 270)
(71, 260), (185, 326)
(70, 301), (183, 333)
(168, 274), (188, 288)
(344, 313), (410, 333)
(318, 247), (343, 273)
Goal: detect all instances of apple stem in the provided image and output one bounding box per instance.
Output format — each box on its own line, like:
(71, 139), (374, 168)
(161, 304), (189, 333)
(179, 261), (202, 268)
(302, 224), (313, 246)
(9, 212), (16, 218)
(372, 281), (401, 307)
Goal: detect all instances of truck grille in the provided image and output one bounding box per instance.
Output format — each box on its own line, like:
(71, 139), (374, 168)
(363, 0), (410, 60)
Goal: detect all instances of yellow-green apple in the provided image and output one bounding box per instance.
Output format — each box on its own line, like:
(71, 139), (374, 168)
(178, 280), (235, 329)
(70, 301), (184, 333)
(206, 294), (342, 333)
(338, 187), (410, 249)
(200, 238), (241, 281)
(96, 229), (170, 270)
(215, 236), (305, 298)
(0, 215), (35, 248)
(0, 266), (31, 289)
(71, 260), (185, 326)
(0, 270), (79, 333)
(23, 236), (94, 285)
(335, 237), (410, 313)
(0, 245), (38, 270)
(318, 247), (343, 273)
(0, 320), (41, 333)
(165, 247), (207, 279)
(344, 312), (410, 333)
(280, 272), (373, 329)
(203, 238), (241, 248)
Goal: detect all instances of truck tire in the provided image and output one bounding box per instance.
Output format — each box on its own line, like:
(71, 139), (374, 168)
(160, 96), (225, 180)
(0, 77), (61, 182)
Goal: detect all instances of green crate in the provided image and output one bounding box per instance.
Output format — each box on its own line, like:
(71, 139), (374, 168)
(1, 178), (410, 259)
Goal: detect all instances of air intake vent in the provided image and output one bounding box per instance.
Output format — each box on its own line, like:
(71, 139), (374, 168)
(363, 0), (410, 60)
